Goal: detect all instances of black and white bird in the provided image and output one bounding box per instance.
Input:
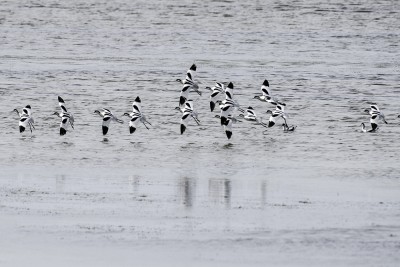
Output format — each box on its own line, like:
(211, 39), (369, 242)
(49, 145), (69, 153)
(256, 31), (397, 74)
(206, 82), (225, 112)
(266, 103), (287, 127)
(122, 96), (151, 134)
(361, 122), (378, 133)
(364, 104), (388, 130)
(13, 105), (35, 133)
(178, 64), (201, 110)
(253, 79), (280, 105)
(94, 108), (124, 135)
(180, 99), (200, 134)
(53, 96), (74, 136)
(238, 106), (268, 127)
(219, 82), (245, 126)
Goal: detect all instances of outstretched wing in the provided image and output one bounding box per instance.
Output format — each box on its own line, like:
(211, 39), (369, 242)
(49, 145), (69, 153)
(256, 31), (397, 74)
(370, 115), (379, 131)
(246, 106), (256, 117)
(180, 110), (192, 134)
(261, 79), (270, 97)
(225, 82), (234, 100)
(22, 105), (32, 116)
(268, 111), (282, 127)
(102, 115), (112, 135)
(58, 96), (68, 113)
(224, 119), (233, 139)
(370, 105), (379, 112)
(184, 64), (196, 85)
(129, 115), (140, 134)
(132, 96), (142, 113)
(19, 115), (34, 133)
(60, 114), (70, 135)
(179, 84), (191, 109)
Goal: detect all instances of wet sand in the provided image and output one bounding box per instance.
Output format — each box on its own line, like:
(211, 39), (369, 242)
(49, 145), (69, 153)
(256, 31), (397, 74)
(0, 166), (399, 266)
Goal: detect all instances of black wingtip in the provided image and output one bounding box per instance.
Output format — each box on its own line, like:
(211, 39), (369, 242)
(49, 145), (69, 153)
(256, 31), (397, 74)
(190, 64), (196, 71)
(180, 124), (186, 134)
(226, 131), (232, 139)
(248, 106), (253, 110)
(135, 96), (141, 103)
(25, 105), (31, 109)
(268, 121), (275, 127)
(210, 102), (215, 112)
(60, 128), (67, 136)
(263, 79), (269, 87)
(102, 126), (109, 135)
(58, 96), (64, 103)
(129, 126), (136, 134)
(19, 126), (25, 133)
(179, 96), (186, 106)
(227, 82), (233, 89)
(221, 116), (227, 126)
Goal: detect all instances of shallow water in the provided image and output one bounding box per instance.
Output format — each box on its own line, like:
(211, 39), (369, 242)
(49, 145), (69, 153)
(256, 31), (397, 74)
(0, 0), (399, 266)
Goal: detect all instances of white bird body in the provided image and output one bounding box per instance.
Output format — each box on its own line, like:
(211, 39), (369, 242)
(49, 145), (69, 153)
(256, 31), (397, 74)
(94, 108), (123, 135)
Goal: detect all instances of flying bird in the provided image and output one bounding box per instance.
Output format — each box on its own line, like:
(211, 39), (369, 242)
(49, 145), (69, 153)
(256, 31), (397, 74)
(364, 104), (388, 130)
(94, 108), (123, 135)
(253, 79), (280, 105)
(53, 96), (74, 136)
(122, 96), (151, 134)
(266, 103), (287, 127)
(178, 64), (201, 110)
(180, 99), (200, 134)
(13, 105), (35, 133)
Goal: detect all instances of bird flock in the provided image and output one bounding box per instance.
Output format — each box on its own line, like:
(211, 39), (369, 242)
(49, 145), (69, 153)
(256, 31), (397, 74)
(12, 64), (393, 139)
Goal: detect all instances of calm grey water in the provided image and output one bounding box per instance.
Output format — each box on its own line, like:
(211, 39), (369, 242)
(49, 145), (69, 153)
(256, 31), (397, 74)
(0, 0), (399, 266)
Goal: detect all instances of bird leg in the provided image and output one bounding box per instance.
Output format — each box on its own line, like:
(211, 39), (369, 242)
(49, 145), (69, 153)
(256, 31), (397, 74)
(142, 121), (150, 130)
